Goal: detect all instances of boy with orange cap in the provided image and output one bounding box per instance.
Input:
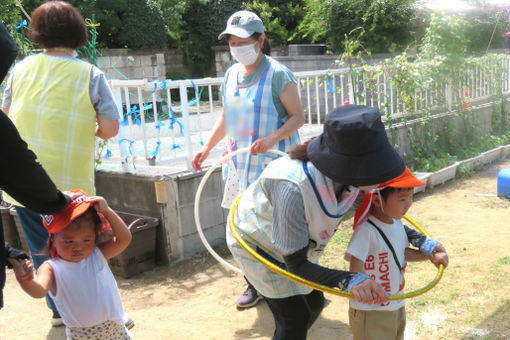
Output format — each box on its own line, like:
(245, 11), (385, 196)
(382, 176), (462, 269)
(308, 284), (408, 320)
(346, 168), (449, 340)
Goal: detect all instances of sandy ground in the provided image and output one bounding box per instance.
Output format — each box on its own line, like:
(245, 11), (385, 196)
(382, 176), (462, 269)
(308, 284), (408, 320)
(2, 159), (510, 339)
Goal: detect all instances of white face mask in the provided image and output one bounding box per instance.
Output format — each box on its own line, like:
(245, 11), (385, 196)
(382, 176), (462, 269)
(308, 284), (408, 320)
(230, 42), (259, 65)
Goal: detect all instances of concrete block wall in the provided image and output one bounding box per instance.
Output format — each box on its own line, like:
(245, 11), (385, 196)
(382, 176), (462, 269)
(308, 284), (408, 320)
(94, 48), (190, 81)
(96, 166), (227, 265)
(171, 170), (227, 260)
(94, 170), (170, 264)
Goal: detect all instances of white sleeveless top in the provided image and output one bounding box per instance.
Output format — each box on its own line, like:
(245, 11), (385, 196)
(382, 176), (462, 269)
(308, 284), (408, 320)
(48, 247), (127, 328)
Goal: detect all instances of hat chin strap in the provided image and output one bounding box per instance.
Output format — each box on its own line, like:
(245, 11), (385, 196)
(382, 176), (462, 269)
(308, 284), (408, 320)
(376, 189), (385, 213)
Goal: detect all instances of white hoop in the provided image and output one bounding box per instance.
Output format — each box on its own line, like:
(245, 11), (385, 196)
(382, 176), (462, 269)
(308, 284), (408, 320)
(193, 147), (287, 273)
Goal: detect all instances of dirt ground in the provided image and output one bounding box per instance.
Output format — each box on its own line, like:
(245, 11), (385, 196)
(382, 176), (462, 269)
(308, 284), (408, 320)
(2, 159), (510, 340)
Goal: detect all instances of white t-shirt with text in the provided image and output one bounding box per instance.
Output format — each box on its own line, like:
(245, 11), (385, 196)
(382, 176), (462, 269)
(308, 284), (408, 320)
(345, 215), (409, 311)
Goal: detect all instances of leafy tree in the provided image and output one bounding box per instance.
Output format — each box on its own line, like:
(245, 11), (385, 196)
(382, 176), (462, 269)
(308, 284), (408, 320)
(20, 0), (165, 49)
(0, 2), (22, 32)
(244, 0), (307, 45)
(419, 13), (469, 66)
(117, 0), (167, 48)
(462, 1), (510, 53)
(299, 0), (416, 53)
(157, 0), (189, 47)
(176, 0), (243, 75)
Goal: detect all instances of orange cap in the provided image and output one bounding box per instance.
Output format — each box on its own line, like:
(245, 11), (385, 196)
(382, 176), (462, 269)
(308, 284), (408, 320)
(42, 189), (93, 234)
(353, 168), (425, 229)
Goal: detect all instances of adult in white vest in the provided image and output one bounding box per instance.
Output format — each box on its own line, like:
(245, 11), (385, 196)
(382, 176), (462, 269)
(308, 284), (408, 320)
(227, 105), (405, 340)
(192, 10), (305, 308)
(1, 1), (120, 326)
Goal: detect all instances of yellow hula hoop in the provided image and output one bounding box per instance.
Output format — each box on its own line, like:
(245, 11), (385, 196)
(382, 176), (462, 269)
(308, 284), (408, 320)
(228, 196), (444, 300)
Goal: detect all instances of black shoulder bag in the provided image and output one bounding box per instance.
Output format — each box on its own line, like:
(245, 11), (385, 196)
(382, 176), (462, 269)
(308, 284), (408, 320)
(366, 219), (403, 273)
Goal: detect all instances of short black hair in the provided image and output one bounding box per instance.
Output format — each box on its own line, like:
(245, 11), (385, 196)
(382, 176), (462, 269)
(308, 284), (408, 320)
(72, 206), (102, 238)
(378, 187), (413, 200)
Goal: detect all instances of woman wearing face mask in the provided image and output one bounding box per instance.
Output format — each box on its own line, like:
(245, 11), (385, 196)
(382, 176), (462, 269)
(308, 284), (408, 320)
(192, 10), (305, 308)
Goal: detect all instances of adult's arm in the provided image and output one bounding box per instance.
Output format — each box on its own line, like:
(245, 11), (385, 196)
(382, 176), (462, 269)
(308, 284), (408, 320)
(268, 180), (367, 290)
(90, 66), (120, 140)
(0, 110), (69, 214)
(95, 117), (119, 140)
(192, 107), (226, 171)
(0, 22), (18, 84)
(404, 225), (438, 256)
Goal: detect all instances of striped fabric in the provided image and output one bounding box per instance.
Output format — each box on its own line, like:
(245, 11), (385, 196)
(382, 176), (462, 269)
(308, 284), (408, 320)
(227, 157), (359, 298)
(223, 57), (301, 191)
(5, 54), (96, 206)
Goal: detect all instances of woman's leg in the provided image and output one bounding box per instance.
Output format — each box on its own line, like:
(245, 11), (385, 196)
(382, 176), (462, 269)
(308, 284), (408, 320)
(264, 290), (325, 340)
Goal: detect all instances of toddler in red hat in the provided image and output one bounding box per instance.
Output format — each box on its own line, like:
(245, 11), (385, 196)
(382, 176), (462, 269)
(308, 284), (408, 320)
(345, 168), (449, 340)
(12, 189), (133, 339)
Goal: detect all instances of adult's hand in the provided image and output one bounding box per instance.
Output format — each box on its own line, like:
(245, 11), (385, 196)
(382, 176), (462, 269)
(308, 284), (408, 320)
(9, 258), (34, 282)
(351, 278), (389, 305)
(192, 147), (210, 172)
(250, 135), (277, 155)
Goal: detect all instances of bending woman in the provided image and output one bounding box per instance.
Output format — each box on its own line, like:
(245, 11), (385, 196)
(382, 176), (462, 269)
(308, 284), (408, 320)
(227, 105), (403, 339)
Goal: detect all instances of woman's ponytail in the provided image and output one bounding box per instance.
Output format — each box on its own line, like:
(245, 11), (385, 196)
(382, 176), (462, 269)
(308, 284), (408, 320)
(253, 33), (272, 55)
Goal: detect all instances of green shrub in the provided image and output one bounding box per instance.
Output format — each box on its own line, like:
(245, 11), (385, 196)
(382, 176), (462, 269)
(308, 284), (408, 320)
(0, 2), (22, 32)
(299, 0), (416, 54)
(117, 0), (167, 48)
(244, 0), (307, 45)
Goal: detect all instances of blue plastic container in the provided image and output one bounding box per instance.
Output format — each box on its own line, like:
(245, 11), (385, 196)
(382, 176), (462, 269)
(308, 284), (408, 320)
(497, 168), (510, 197)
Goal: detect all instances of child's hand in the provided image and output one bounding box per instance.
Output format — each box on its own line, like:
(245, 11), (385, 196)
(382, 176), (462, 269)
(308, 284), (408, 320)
(9, 258), (34, 281)
(87, 196), (110, 214)
(429, 242), (449, 268)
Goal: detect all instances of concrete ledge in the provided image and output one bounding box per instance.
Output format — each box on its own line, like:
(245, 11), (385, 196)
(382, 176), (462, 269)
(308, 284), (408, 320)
(96, 166), (227, 266)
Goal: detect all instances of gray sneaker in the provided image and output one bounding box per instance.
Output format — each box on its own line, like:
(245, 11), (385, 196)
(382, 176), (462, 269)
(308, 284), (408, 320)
(236, 285), (262, 308)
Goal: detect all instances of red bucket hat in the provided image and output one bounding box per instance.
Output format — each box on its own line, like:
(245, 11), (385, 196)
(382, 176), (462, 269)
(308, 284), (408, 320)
(42, 189), (93, 234)
(353, 167), (425, 229)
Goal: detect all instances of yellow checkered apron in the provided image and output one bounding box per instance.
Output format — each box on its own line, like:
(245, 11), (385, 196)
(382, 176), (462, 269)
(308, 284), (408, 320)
(5, 54), (97, 205)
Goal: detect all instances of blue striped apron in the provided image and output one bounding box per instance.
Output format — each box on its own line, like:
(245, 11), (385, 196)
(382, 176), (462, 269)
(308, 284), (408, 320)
(222, 57), (301, 207)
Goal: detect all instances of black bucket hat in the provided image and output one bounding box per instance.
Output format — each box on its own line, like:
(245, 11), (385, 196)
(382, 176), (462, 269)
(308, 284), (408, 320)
(307, 105), (404, 186)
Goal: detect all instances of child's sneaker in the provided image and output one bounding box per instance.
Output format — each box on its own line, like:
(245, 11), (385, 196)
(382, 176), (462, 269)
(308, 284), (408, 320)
(236, 285), (262, 308)
(51, 310), (64, 327)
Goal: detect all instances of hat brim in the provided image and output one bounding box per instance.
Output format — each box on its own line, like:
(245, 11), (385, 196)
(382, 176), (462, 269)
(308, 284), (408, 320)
(218, 27), (253, 40)
(381, 167), (425, 188)
(307, 134), (405, 186)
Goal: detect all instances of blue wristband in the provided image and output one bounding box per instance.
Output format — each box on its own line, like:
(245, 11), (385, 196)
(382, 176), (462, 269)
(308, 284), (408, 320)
(420, 238), (438, 256)
(346, 273), (371, 291)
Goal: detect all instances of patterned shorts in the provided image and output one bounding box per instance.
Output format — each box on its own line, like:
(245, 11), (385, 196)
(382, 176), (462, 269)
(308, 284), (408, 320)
(66, 320), (132, 340)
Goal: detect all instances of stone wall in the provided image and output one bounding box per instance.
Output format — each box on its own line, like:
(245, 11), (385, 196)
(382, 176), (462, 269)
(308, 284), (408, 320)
(95, 48), (190, 80)
(93, 47), (510, 81)
(212, 44), (400, 76)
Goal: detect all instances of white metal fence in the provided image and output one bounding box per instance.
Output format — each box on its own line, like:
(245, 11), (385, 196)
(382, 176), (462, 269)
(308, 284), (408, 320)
(101, 55), (510, 172)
